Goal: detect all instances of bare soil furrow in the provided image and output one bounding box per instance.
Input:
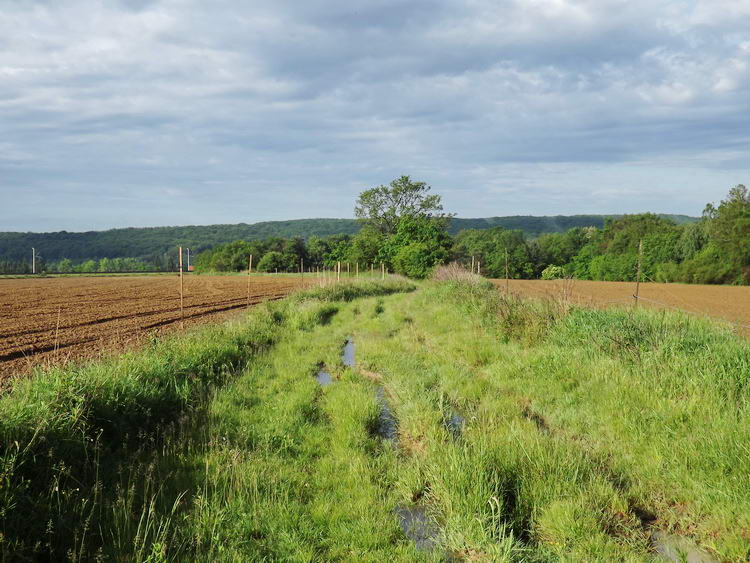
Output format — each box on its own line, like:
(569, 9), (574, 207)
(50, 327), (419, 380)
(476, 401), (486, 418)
(0, 274), (310, 377)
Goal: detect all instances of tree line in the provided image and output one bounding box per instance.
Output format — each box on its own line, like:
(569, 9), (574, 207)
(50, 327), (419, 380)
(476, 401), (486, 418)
(0, 256), (163, 275)
(6, 177), (745, 284)
(2, 213), (692, 265)
(195, 179), (749, 285)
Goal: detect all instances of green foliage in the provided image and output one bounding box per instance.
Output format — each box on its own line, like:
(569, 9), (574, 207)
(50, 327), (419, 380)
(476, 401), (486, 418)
(355, 175), (448, 235)
(346, 225), (384, 267)
(4, 178), (747, 286)
(391, 243), (435, 278)
(57, 258), (73, 273)
(707, 184), (750, 279)
(256, 251), (289, 272)
(453, 227), (537, 278)
(541, 265), (564, 280)
(536, 227), (591, 267)
(0, 219), (362, 264)
(557, 199), (747, 285)
(348, 178), (453, 278)
(383, 216), (451, 278)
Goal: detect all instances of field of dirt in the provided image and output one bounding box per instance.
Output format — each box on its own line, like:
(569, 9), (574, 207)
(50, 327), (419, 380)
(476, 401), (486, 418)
(492, 278), (750, 333)
(0, 274), (311, 378)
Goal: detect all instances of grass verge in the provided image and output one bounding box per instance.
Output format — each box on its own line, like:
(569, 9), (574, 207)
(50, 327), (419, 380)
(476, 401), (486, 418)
(0, 279), (414, 560)
(3, 275), (747, 560)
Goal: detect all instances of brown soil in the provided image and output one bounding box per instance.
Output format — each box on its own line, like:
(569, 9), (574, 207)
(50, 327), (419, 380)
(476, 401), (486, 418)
(491, 278), (750, 333)
(0, 274), (311, 378)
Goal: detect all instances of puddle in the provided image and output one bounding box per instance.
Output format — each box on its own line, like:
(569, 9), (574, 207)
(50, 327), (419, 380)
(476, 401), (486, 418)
(342, 338), (355, 367)
(395, 505), (440, 552)
(445, 411), (464, 439)
(315, 338), (354, 387)
(651, 531), (718, 563)
(375, 386), (398, 443)
(315, 366), (333, 386)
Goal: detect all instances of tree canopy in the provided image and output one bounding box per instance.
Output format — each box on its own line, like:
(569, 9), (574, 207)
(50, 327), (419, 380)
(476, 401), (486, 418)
(354, 175), (448, 235)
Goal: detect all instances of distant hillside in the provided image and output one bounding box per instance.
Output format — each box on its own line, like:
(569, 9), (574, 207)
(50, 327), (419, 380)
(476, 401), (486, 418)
(0, 214), (697, 262)
(451, 214), (696, 238)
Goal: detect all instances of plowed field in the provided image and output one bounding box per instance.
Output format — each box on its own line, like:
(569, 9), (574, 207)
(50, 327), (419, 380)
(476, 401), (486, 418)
(0, 275), (310, 377)
(491, 278), (750, 333)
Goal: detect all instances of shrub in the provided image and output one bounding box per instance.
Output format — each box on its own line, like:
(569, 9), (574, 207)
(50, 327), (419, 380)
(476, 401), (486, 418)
(541, 265), (564, 280)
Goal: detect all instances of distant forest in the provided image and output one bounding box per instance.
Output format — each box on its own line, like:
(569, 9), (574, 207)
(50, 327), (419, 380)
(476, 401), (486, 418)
(190, 182), (748, 286)
(0, 214), (695, 272)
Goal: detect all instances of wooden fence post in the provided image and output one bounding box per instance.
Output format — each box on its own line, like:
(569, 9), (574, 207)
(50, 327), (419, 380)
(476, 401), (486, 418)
(356, 262), (359, 279)
(634, 239), (643, 307)
(247, 254), (253, 308)
(381, 262), (385, 280)
(179, 246), (184, 328)
(337, 261), (341, 282)
(505, 249), (510, 293)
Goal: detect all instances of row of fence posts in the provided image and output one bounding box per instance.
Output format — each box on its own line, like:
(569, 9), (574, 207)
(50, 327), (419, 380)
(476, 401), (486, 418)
(176, 248), (391, 330)
(175, 241), (648, 331)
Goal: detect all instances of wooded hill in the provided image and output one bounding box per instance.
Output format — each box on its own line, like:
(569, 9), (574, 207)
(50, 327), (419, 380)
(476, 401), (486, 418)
(0, 215), (695, 263)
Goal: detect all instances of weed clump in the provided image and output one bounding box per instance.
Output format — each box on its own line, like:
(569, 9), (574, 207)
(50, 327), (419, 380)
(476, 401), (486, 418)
(432, 263), (491, 287)
(431, 270), (560, 343)
(299, 279), (416, 302)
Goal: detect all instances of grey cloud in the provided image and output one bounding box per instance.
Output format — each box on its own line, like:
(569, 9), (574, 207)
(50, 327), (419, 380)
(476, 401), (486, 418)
(1, 0), (749, 231)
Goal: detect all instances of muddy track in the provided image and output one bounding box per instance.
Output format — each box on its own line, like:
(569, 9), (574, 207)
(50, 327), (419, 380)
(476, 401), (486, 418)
(0, 275), (311, 377)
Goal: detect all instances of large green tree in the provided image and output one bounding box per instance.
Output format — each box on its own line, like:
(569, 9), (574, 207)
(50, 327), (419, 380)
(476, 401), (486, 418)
(354, 175), (448, 235)
(707, 184), (750, 273)
(385, 216), (452, 278)
(354, 176), (451, 277)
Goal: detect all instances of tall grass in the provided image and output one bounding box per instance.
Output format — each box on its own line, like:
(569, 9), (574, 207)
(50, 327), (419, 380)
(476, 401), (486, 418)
(4, 275), (748, 560)
(365, 279), (749, 560)
(0, 280), (414, 560)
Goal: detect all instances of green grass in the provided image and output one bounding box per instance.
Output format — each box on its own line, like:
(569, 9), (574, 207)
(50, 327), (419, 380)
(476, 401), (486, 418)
(2, 277), (749, 561)
(349, 282), (749, 560)
(0, 280), (414, 560)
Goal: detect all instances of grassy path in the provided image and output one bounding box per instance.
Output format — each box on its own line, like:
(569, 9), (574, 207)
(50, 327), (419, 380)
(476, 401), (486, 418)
(3, 278), (749, 560)
(180, 297), (420, 560)
(153, 281), (747, 560)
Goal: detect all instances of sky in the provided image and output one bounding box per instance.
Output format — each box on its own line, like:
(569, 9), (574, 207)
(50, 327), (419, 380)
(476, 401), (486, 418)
(1, 0), (749, 232)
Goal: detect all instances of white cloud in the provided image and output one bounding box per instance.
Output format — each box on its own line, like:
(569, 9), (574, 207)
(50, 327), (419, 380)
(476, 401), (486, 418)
(0, 0), (749, 230)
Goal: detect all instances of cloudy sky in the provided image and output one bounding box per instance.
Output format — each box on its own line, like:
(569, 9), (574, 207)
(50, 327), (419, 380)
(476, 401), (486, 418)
(2, 0), (749, 231)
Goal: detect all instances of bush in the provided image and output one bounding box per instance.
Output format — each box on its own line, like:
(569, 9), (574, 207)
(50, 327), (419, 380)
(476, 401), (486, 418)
(391, 243), (436, 279)
(541, 265), (565, 280)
